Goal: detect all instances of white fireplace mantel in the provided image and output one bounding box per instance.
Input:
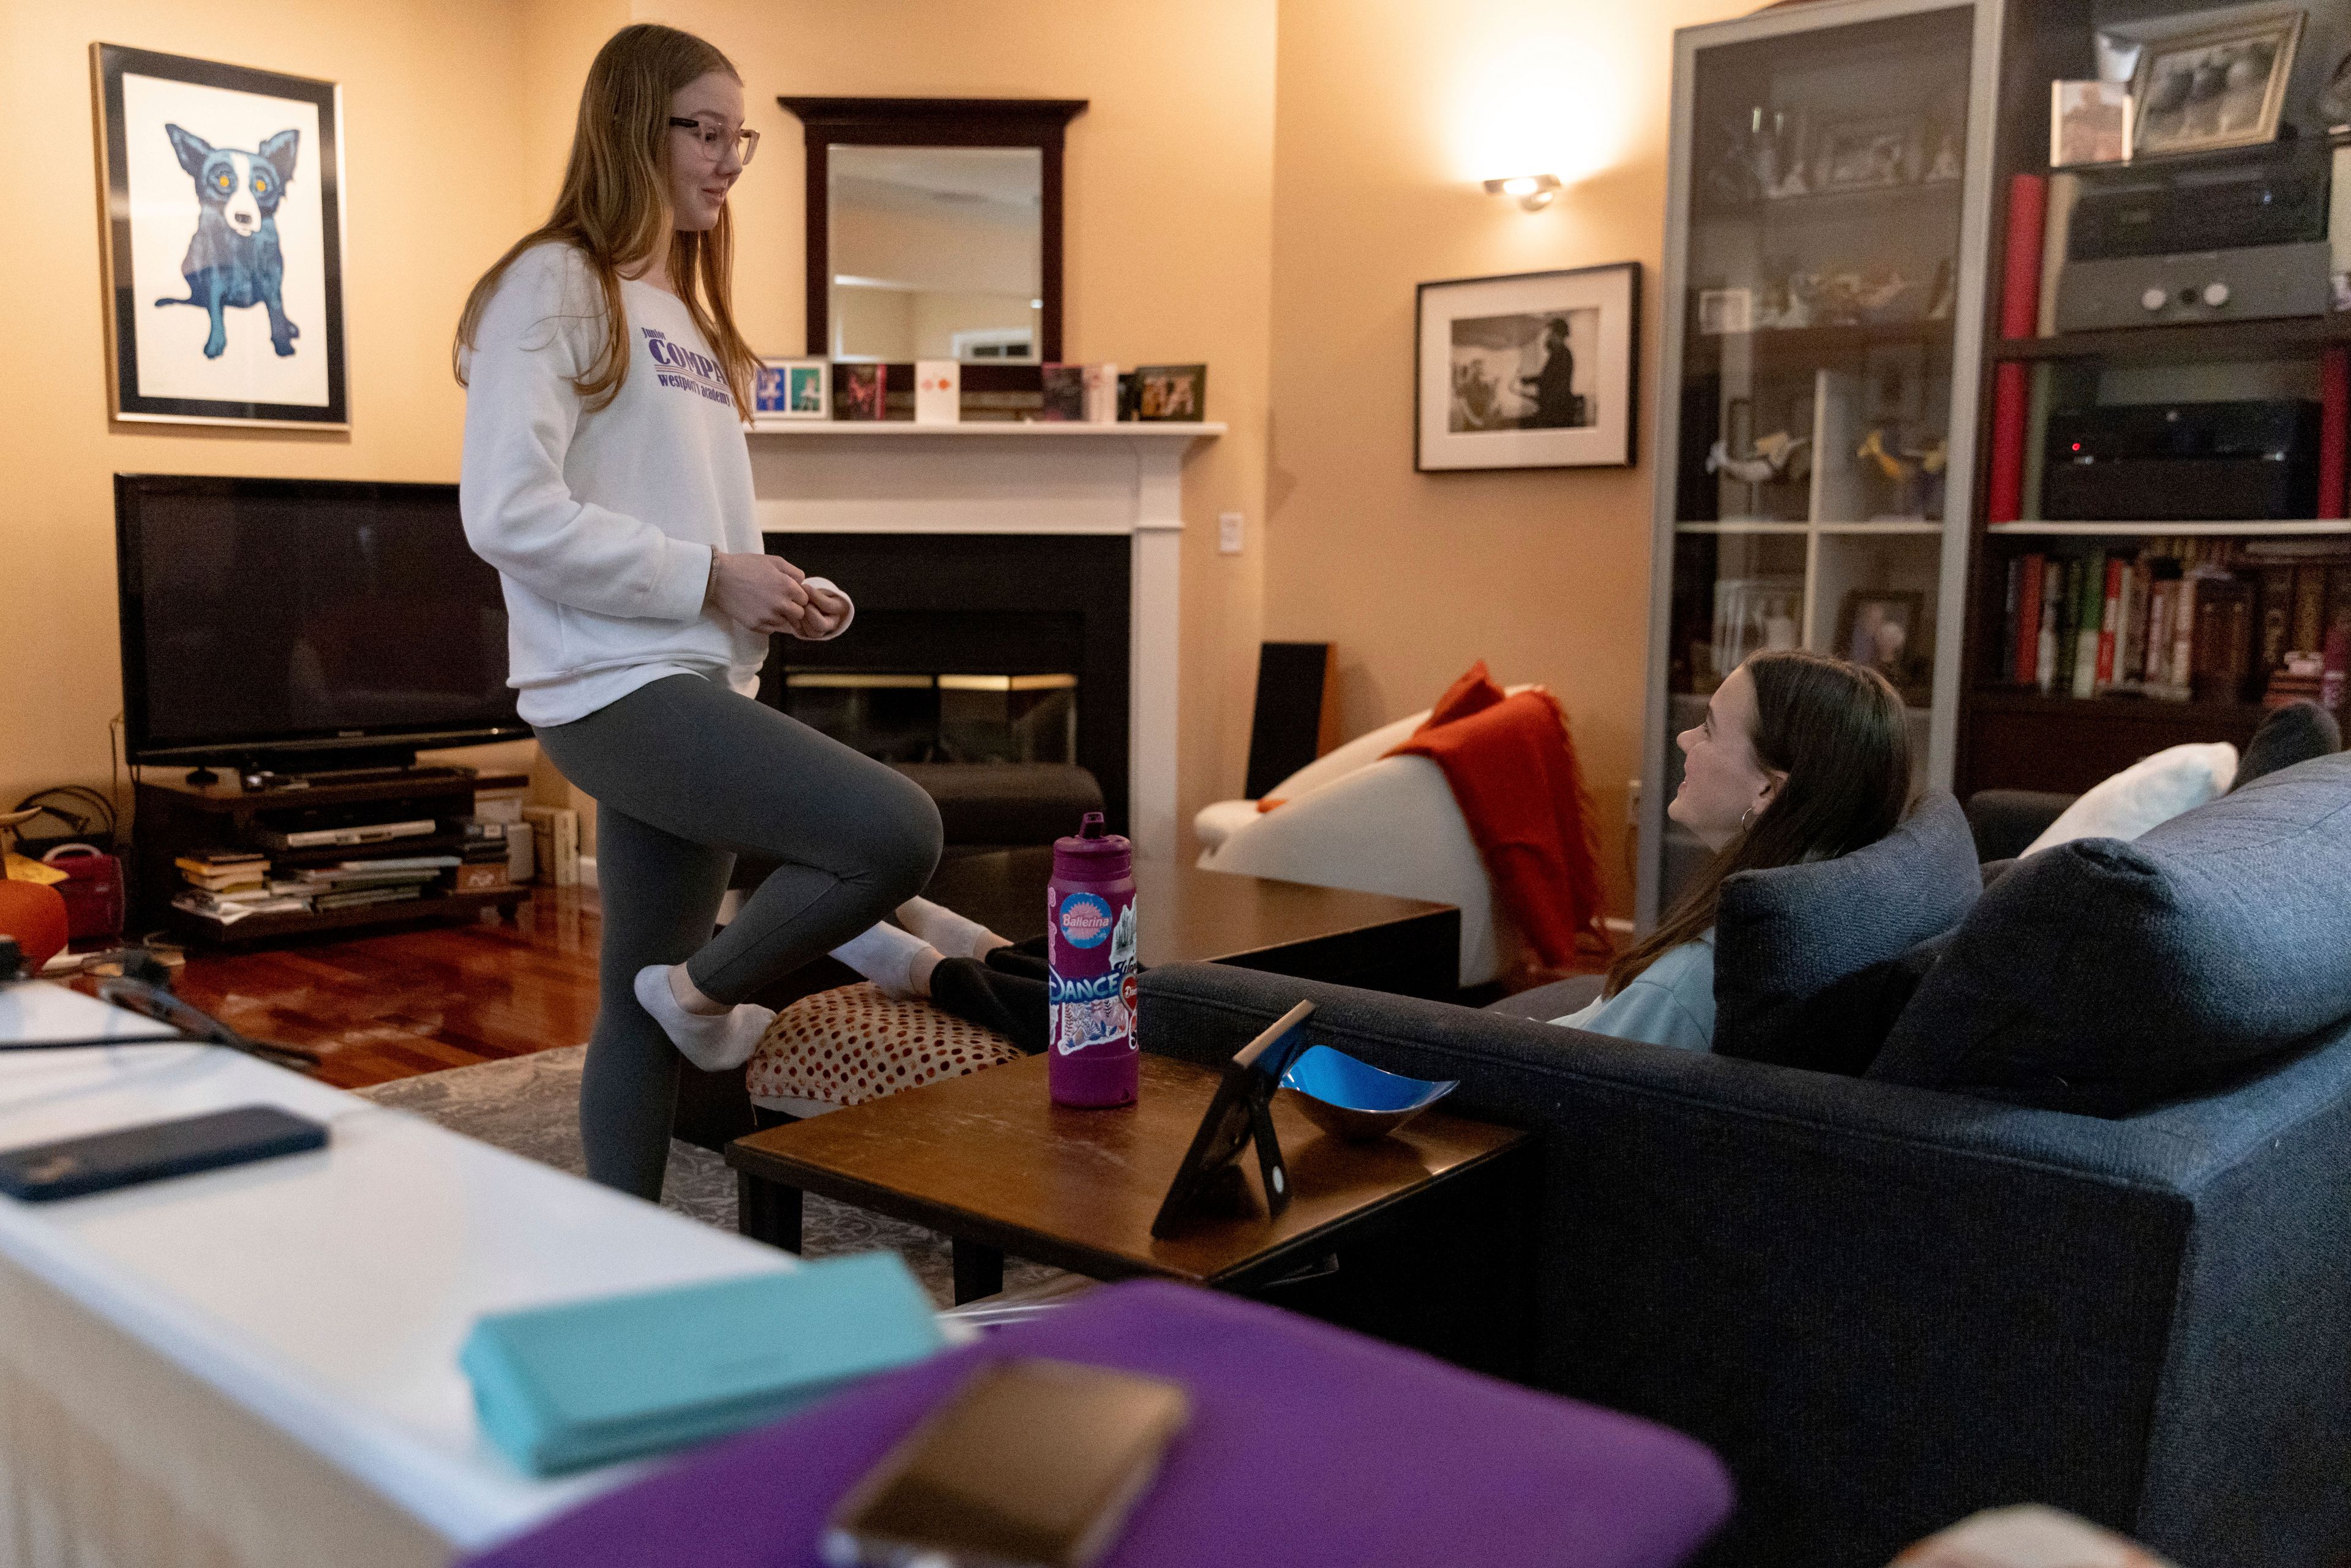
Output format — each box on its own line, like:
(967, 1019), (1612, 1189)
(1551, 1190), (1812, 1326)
(748, 422), (1224, 866)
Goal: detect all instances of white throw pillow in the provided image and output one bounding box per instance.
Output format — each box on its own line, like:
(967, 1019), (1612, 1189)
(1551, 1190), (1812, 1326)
(2021, 741), (2239, 857)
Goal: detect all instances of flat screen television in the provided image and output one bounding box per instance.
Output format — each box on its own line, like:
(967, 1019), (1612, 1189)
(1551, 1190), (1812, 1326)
(116, 475), (525, 769)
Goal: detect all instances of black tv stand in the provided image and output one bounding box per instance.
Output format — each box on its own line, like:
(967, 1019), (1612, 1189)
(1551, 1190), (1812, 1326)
(184, 766), (223, 786)
(133, 768), (533, 947)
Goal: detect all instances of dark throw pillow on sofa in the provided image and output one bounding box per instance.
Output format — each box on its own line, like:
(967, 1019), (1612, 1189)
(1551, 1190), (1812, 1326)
(1711, 791), (1981, 1070)
(1869, 751), (2351, 1116)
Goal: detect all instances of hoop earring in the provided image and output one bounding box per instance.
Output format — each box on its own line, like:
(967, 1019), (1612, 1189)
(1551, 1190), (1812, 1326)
(1739, 804), (1757, 833)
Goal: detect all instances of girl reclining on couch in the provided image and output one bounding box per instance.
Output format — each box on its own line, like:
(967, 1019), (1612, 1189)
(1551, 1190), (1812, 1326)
(828, 650), (1913, 1059)
(1553, 648), (1911, 1051)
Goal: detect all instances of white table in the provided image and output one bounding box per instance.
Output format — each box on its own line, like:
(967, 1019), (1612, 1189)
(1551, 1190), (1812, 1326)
(0, 984), (797, 1567)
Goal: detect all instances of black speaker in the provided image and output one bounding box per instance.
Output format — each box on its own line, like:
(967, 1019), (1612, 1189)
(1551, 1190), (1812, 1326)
(1244, 643), (1336, 800)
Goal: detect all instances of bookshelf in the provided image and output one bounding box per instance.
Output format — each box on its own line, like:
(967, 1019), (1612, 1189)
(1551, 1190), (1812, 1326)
(1954, 4), (2351, 799)
(1638, 0), (2000, 926)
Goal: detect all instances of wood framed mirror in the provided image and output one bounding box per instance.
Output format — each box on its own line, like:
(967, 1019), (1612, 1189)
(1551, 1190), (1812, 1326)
(779, 97), (1088, 371)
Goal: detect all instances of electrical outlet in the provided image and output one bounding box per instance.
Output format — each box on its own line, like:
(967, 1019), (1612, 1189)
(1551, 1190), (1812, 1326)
(1626, 778), (1641, 826)
(1217, 511), (1245, 555)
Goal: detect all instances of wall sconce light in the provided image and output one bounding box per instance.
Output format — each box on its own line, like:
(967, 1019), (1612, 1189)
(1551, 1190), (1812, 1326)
(1482, 173), (1561, 211)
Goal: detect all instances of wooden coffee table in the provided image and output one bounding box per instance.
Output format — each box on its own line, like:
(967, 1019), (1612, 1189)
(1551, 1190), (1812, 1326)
(728, 1053), (1532, 1332)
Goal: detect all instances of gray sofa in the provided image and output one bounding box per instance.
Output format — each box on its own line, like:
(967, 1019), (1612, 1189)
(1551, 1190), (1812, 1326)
(1135, 754), (2351, 1568)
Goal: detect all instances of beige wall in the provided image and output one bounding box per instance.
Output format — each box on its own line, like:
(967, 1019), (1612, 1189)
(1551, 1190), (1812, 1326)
(644, 0), (1278, 842)
(0, 0), (542, 815)
(1266, 0), (1751, 918)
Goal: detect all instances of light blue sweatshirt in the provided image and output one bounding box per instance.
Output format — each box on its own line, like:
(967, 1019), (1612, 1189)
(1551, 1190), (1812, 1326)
(1551, 929), (1716, 1052)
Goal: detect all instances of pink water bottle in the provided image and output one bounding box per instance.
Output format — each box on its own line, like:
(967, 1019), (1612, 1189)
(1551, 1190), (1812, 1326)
(1047, 812), (1139, 1108)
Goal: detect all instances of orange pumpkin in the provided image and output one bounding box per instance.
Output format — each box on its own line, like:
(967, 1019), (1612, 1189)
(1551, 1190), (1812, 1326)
(0, 879), (72, 973)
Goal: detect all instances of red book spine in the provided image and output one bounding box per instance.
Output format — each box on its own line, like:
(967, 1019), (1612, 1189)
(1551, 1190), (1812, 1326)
(1988, 361), (2029, 523)
(2014, 554), (2045, 685)
(2096, 557), (2123, 687)
(2320, 347), (2348, 520)
(2000, 174), (2048, 340)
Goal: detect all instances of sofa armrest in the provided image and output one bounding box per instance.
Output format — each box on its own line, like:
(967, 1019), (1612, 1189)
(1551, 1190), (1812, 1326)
(1962, 789), (2075, 862)
(1138, 962), (2351, 1567)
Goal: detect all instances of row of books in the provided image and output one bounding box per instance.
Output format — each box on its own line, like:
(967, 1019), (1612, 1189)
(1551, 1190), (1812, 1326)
(1997, 538), (2351, 708)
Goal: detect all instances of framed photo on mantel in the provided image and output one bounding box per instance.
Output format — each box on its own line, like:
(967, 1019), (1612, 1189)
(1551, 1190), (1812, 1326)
(1416, 261), (1639, 472)
(92, 44), (348, 429)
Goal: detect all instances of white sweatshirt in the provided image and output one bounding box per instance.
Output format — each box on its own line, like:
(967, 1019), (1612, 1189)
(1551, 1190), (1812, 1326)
(459, 241), (849, 727)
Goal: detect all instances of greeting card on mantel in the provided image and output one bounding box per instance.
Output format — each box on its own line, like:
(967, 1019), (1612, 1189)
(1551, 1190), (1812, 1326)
(915, 360), (961, 424)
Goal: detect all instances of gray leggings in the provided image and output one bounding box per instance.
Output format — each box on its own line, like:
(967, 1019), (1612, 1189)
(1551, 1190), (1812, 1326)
(534, 673), (942, 1198)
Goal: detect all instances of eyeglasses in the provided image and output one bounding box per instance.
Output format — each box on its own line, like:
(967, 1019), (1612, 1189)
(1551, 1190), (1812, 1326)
(668, 116), (759, 167)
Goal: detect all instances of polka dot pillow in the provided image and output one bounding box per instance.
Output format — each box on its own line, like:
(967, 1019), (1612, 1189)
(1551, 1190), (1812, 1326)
(744, 983), (1026, 1109)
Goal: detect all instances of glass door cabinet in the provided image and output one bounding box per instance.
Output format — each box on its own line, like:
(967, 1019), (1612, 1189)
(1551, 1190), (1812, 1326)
(1637, 0), (2002, 927)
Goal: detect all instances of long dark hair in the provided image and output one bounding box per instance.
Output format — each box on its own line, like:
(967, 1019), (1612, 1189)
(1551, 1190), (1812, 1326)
(453, 24), (757, 416)
(1608, 650), (1911, 996)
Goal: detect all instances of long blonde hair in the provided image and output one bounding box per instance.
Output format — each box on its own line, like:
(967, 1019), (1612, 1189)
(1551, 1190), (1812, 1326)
(454, 23), (757, 417)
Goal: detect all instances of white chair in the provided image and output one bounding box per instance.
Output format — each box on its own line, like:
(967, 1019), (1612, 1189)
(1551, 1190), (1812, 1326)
(1194, 695), (1534, 989)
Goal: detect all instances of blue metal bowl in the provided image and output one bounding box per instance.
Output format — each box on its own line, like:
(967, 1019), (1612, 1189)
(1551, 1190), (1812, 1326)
(1280, 1045), (1459, 1142)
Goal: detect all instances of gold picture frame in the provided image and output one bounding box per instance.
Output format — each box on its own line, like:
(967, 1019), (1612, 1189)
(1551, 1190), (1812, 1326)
(2126, 12), (2303, 160)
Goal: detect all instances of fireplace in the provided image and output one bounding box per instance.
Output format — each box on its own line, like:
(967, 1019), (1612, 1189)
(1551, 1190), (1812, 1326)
(759, 533), (1132, 833)
(746, 421), (1218, 865)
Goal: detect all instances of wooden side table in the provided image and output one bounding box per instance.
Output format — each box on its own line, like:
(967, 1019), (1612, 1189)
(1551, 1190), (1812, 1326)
(727, 1053), (1538, 1376)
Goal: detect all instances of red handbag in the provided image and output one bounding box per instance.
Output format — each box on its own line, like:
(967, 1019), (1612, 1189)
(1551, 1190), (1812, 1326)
(40, 844), (126, 943)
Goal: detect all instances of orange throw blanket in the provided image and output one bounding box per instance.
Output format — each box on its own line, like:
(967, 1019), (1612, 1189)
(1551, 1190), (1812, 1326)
(1385, 662), (1606, 975)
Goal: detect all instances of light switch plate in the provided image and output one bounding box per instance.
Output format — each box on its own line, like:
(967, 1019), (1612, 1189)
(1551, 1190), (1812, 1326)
(1217, 511), (1245, 555)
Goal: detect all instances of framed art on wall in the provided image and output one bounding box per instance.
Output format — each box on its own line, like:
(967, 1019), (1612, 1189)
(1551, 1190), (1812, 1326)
(1415, 262), (1638, 471)
(92, 44), (348, 428)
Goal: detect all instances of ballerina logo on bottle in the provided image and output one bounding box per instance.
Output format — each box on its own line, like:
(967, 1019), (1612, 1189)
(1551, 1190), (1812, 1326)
(1057, 892), (1114, 948)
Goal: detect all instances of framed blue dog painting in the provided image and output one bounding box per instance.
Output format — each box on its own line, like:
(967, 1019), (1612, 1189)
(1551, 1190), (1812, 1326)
(94, 45), (348, 427)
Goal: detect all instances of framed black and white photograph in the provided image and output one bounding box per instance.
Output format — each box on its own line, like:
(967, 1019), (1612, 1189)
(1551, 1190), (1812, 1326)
(93, 44), (347, 428)
(2128, 12), (2303, 158)
(753, 356), (828, 424)
(1416, 262), (1638, 471)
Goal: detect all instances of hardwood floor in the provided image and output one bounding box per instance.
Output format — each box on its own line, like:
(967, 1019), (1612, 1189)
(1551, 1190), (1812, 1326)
(138, 892), (605, 1090)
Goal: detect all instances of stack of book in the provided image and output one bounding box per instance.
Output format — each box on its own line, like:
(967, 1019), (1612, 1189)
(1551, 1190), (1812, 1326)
(171, 849), (312, 926)
(1998, 539), (2351, 708)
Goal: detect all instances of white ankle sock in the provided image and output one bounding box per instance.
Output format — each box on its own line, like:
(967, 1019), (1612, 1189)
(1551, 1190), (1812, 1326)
(894, 898), (1006, 961)
(631, 964), (774, 1072)
(830, 923), (938, 1000)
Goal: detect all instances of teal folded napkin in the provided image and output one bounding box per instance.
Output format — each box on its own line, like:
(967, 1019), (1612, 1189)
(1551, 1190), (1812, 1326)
(460, 1252), (943, 1476)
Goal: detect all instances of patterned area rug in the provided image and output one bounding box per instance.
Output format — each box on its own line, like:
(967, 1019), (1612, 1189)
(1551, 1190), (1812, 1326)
(355, 1046), (1062, 1307)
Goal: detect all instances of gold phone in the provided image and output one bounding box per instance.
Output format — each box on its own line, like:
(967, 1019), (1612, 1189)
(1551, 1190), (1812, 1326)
(821, 1357), (1190, 1568)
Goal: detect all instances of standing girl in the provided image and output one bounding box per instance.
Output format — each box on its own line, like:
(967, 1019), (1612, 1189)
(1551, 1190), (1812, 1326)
(456, 25), (941, 1198)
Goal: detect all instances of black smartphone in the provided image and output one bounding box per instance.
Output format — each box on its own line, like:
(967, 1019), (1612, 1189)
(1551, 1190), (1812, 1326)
(822, 1357), (1190, 1568)
(0, 1105), (328, 1202)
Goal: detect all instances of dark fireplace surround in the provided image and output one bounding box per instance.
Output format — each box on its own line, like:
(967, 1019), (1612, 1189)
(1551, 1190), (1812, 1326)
(757, 532), (1132, 835)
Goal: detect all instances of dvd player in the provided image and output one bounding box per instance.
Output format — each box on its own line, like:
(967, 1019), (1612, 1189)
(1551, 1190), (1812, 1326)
(2042, 400), (2320, 522)
(252, 819), (440, 852)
